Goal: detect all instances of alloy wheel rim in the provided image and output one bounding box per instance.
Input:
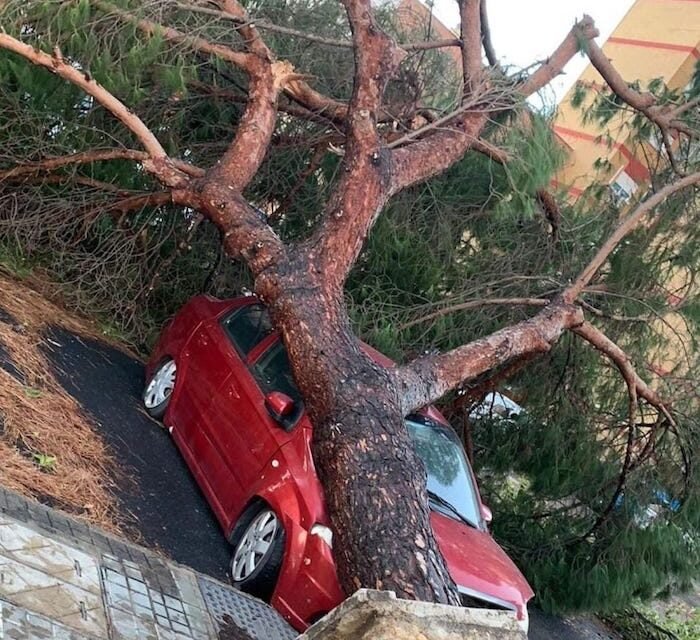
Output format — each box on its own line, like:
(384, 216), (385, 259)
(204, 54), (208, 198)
(232, 510), (278, 581)
(144, 360), (176, 409)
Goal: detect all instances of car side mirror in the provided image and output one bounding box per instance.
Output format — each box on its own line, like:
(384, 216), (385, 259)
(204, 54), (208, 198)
(265, 392), (295, 423)
(480, 504), (493, 525)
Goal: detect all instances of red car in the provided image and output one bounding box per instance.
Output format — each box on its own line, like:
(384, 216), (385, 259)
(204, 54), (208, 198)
(143, 295), (534, 631)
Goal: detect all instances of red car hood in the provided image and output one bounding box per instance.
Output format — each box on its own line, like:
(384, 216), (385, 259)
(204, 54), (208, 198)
(431, 511), (534, 616)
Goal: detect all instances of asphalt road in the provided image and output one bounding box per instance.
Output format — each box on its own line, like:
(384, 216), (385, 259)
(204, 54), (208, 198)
(28, 324), (617, 640)
(40, 326), (232, 582)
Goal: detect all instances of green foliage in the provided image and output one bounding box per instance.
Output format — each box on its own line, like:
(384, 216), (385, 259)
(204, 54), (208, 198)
(0, 0), (698, 618)
(32, 452), (57, 473)
(605, 602), (700, 640)
(570, 82), (589, 110)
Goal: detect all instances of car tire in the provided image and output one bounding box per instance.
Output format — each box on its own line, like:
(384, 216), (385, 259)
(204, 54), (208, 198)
(230, 504), (285, 601)
(143, 358), (176, 419)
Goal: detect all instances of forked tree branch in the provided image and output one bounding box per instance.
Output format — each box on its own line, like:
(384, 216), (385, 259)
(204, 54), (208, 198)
(0, 34), (192, 188)
(398, 172), (700, 416)
(572, 322), (671, 419)
(164, 0), (357, 122)
(390, 16), (599, 194)
(398, 170), (700, 413)
(585, 38), (696, 139)
(518, 16), (599, 97)
(193, 0), (288, 270)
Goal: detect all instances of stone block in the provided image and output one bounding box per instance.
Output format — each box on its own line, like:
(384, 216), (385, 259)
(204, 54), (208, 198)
(301, 589), (526, 640)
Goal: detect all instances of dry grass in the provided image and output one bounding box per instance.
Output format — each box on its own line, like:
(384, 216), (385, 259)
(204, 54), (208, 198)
(0, 272), (130, 533)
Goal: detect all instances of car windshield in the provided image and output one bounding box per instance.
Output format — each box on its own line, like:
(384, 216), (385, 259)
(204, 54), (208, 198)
(406, 417), (481, 528)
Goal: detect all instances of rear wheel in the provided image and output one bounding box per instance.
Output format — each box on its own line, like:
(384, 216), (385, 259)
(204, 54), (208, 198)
(143, 358), (176, 419)
(230, 505), (285, 600)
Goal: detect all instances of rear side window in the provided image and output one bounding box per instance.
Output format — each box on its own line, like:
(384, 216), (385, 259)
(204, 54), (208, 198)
(251, 341), (302, 404)
(222, 304), (273, 357)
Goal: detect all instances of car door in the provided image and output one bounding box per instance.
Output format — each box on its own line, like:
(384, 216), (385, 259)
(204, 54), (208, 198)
(240, 336), (304, 464)
(174, 302), (274, 527)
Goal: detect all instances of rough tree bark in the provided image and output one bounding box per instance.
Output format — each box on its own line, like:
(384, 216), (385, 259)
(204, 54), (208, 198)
(1, 0), (696, 605)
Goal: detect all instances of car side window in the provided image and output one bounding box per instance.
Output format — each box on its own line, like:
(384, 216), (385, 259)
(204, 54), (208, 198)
(251, 341), (302, 404)
(222, 304), (273, 357)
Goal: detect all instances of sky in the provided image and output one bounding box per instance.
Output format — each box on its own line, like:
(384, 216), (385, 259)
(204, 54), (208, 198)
(431, 0), (637, 104)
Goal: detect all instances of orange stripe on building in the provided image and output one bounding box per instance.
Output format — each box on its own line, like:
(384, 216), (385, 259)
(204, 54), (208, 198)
(553, 125), (633, 160)
(607, 36), (700, 58)
(553, 125), (650, 182)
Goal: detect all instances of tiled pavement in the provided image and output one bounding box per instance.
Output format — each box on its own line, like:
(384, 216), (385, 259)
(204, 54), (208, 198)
(0, 488), (297, 640)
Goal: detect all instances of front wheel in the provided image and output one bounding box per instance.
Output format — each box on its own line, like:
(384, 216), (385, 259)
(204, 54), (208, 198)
(230, 505), (285, 600)
(143, 358), (176, 419)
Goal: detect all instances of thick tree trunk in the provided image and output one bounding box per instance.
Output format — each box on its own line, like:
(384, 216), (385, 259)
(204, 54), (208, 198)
(256, 271), (460, 604)
(313, 381), (459, 603)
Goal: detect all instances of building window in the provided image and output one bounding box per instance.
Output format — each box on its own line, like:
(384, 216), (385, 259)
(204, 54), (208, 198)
(610, 170), (638, 204)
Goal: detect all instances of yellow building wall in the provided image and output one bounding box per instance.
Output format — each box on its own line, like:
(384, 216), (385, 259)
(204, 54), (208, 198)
(554, 0), (700, 199)
(554, 0), (699, 376)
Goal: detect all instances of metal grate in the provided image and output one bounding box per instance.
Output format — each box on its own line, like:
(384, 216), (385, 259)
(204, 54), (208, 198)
(198, 577), (297, 640)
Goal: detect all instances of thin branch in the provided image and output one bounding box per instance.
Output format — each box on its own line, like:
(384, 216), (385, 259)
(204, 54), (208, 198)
(387, 98), (494, 149)
(578, 300), (648, 323)
(0, 35), (164, 159)
(398, 297), (548, 330)
(188, 80), (340, 127)
(138, 213), (205, 305)
(572, 322), (670, 419)
(566, 171), (700, 300)
(0, 149), (146, 181)
(0, 149), (204, 183)
(585, 38), (697, 140)
(96, 191), (176, 220)
(2, 174), (139, 195)
(479, 0), (498, 67)
(669, 94), (700, 119)
(272, 143), (329, 222)
(0, 35), (192, 188)
(175, 2), (460, 51)
(95, 1), (251, 69)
